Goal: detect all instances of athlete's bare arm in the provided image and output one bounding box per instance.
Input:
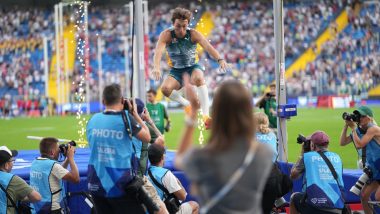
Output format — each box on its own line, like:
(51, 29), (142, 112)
(190, 29), (229, 71)
(152, 30), (171, 81)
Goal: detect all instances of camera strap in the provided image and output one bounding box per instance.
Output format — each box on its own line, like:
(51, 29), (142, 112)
(0, 180), (27, 212)
(317, 151), (346, 203)
(361, 146), (366, 168)
(147, 169), (172, 198)
(121, 111), (139, 177)
(121, 111), (133, 140)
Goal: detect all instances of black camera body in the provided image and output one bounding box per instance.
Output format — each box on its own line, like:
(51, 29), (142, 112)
(266, 92), (275, 99)
(342, 112), (360, 123)
(297, 134), (311, 153)
(123, 98), (131, 111)
(59, 140), (76, 156)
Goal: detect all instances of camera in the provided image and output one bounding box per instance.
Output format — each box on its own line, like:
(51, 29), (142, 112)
(59, 140), (76, 156)
(124, 177), (159, 213)
(297, 134), (311, 153)
(266, 92), (275, 98)
(350, 166), (373, 196)
(342, 112), (360, 123)
(123, 98), (133, 111)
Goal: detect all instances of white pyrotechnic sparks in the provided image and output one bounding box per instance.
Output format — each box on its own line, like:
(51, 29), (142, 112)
(72, 1), (89, 148)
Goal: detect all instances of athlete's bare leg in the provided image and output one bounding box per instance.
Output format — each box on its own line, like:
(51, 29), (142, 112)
(161, 76), (190, 107)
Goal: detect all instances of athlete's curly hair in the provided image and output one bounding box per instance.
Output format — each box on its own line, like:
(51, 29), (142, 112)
(171, 7), (192, 24)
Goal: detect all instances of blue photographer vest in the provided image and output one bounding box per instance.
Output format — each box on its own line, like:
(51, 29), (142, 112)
(256, 132), (278, 163)
(86, 110), (137, 197)
(30, 158), (66, 214)
(364, 123), (380, 180)
(304, 151), (344, 209)
(133, 137), (142, 159)
(148, 166), (169, 200)
(166, 28), (198, 69)
(0, 171), (14, 214)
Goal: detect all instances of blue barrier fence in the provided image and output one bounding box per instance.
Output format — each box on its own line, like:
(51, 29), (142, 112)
(11, 149), (363, 213)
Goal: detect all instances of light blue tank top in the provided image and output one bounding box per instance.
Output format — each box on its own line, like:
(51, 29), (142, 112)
(365, 123), (380, 179)
(256, 132), (278, 162)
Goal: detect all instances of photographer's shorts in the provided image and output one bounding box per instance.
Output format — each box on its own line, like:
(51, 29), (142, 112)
(177, 202), (193, 214)
(93, 196), (145, 214)
(143, 176), (162, 205)
(292, 192), (342, 214)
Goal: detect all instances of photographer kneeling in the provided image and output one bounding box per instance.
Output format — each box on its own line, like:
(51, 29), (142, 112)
(346, 106), (380, 214)
(1, 146), (41, 214)
(30, 137), (80, 213)
(290, 131), (346, 214)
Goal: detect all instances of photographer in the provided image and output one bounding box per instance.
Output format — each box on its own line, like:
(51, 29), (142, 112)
(148, 143), (199, 214)
(0, 146), (41, 214)
(346, 106), (380, 214)
(86, 84), (153, 214)
(340, 107), (368, 169)
(255, 83), (277, 129)
(30, 137), (80, 213)
(134, 98), (164, 176)
(290, 131), (345, 214)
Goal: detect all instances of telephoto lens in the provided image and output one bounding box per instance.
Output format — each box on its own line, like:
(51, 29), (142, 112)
(350, 167), (372, 195)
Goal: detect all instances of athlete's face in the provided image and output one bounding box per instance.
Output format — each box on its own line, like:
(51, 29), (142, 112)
(173, 19), (189, 38)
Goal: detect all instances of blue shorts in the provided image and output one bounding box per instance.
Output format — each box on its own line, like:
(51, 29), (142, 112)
(169, 64), (204, 86)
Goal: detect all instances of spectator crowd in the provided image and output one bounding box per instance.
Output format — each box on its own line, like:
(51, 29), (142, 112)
(1, 0), (380, 118)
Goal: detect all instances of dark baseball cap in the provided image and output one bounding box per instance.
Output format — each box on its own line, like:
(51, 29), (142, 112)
(0, 146), (18, 165)
(354, 106), (373, 117)
(135, 98), (145, 115)
(307, 131), (330, 146)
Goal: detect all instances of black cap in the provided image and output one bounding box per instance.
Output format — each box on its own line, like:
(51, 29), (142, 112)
(0, 146), (18, 165)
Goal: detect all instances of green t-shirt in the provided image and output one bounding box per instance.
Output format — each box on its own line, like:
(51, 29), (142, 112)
(264, 98), (277, 128)
(6, 175), (34, 214)
(146, 103), (166, 134)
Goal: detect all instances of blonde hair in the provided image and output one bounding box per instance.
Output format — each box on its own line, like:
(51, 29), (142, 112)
(255, 112), (271, 134)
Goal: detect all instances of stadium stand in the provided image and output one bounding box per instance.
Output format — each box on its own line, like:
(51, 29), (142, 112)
(0, 0), (379, 117)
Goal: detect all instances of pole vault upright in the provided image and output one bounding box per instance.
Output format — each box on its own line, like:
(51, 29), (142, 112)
(134, 0), (146, 99)
(273, 0), (288, 161)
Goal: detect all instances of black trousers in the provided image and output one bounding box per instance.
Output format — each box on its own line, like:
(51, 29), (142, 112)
(93, 195), (145, 214)
(262, 174), (279, 214)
